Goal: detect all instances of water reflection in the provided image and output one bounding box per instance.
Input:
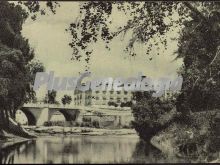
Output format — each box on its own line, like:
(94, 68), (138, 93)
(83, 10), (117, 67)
(131, 140), (193, 163)
(0, 140), (34, 164)
(0, 135), (214, 164)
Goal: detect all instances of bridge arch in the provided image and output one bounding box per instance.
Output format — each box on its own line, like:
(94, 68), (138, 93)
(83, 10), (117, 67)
(59, 109), (80, 121)
(59, 109), (80, 122)
(48, 109), (80, 123)
(19, 109), (37, 125)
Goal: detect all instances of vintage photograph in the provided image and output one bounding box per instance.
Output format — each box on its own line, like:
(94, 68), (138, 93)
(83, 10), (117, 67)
(0, 1), (220, 164)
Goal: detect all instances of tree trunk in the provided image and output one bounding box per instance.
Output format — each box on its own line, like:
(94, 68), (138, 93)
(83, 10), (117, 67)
(0, 109), (10, 132)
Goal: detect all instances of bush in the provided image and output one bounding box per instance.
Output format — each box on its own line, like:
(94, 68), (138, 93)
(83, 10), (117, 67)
(81, 128), (92, 133)
(80, 122), (92, 127)
(43, 121), (65, 127)
(80, 122), (85, 127)
(84, 122), (92, 127)
(92, 120), (100, 128)
(44, 121), (52, 127)
(74, 122), (80, 127)
(82, 117), (91, 122)
(108, 101), (118, 107)
(120, 101), (132, 107)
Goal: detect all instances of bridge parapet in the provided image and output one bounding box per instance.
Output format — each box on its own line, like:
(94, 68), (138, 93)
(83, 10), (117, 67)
(23, 103), (131, 112)
(23, 103), (85, 110)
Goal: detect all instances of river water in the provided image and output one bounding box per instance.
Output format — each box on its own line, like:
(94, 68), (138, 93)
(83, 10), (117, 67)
(0, 135), (191, 164)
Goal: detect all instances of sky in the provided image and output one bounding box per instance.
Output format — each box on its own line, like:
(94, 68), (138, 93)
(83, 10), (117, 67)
(21, 2), (183, 100)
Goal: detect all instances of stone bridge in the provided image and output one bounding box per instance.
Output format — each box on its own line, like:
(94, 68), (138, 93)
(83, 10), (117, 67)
(19, 103), (133, 127)
(20, 103), (92, 126)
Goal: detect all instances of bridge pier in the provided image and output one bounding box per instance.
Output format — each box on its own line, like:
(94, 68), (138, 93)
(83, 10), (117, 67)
(20, 107), (50, 126)
(36, 107), (49, 126)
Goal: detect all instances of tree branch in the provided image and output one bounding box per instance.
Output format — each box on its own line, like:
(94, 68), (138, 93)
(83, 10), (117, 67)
(210, 46), (220, 66)
(183, 2), (207, 21)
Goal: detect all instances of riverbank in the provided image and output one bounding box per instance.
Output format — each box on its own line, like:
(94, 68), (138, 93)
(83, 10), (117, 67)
(0, 126), (137, 151)
(0, 132), (31, 150)
(150, 111), (220, 163)
(23, 126), (137, 136)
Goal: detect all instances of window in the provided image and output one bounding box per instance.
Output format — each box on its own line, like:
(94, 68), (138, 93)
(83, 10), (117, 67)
(103, 91), (106, 94)
(103, 97), (106, 100)
(110, 97), (114, 100)
(110, 90), (114, 94)
(124, 91), (128, 95)
(124, 98), (128, 101)
(96, 91), (99, 94)
(117, 91), (121, 94)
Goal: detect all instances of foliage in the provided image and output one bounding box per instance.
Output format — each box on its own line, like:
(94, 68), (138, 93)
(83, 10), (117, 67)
(17, 1), (60, 20)
(108, 101), (118, 107)
(120, 101), (132, 107)
(92, 120), (100, 128)
(43, 90), (59, 104)
(25, 60), (45, 103)
(66, 1), (220, 113)
(61, 95), (72, 105)
(66, 2), (220, 65)
(131, 91), (175, 140)
(0, 2), (45, 130)
(176, 9), (220, 113)
(44, 121), (65, 127)
(67, 2), (187, 68)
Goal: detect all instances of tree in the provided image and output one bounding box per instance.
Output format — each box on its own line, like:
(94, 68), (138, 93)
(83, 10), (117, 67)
(44, 90), (59, 104)
(176, 11), (220, 114)
(61, 95), (72, 105)
(0, 2), (43, 133)
(131, 91), (175, 140)
(25, 60), (45, 103)
(0, 1), (57, 136)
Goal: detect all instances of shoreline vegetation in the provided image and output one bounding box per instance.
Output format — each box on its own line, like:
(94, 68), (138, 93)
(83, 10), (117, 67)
(24, 126), (137, 136)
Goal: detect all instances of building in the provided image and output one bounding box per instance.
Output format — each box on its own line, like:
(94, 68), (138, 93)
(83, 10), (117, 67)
(74, 88), (133, 107)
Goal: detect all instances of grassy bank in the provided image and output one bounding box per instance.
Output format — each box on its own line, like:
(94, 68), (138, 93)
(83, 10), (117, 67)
(23, 126), (137, 136)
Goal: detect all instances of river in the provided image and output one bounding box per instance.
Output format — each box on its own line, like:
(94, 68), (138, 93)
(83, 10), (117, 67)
(0, 135), (191, 164)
